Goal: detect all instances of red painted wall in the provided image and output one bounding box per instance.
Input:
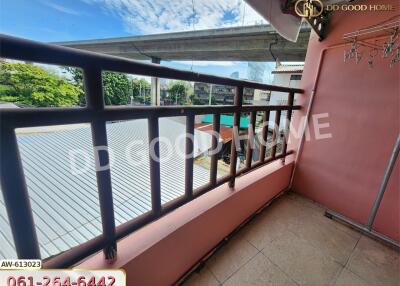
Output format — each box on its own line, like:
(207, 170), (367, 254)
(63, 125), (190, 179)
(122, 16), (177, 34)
(292, 0), (400, 241)
(78, 159), (294, 285)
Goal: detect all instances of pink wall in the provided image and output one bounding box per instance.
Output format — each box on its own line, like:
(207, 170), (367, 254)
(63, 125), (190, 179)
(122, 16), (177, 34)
(78, 158), (294, 285)
(291, 0), (399, 241)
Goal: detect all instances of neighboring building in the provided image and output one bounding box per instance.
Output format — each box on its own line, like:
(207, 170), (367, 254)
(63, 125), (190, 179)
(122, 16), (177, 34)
(253, 89), (271, 105)
(193, 83), (254, 105)
(269, 61), (303, 130)
(230, 71), (239, 79)
(159, 82), (171, 105)
(247, 62), (266, 82)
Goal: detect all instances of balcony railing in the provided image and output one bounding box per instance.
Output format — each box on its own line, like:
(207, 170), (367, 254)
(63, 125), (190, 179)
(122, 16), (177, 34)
(0, 34), (303, 268)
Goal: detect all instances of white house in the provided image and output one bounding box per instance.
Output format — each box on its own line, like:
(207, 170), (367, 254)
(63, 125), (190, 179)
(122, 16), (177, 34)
(269, 61), (303, 130)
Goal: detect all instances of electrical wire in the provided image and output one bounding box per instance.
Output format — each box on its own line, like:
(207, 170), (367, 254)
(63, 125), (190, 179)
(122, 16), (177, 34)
(130, 41), (153, 60)
(268, 34), (278, 62)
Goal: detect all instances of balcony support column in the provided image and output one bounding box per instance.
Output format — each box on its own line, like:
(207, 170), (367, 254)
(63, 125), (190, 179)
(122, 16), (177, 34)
(151, 57), (161, 106)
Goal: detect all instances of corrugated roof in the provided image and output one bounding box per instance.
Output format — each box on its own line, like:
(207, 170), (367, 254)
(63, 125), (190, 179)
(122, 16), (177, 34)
(0, 118), (212, 259)
(202, 114), (250, 129)
(272, 64), (304, 74)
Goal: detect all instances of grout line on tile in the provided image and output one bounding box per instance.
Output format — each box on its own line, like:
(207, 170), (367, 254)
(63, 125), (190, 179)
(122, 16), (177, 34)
(344, 234), (361, 269)
(207, 265), (222, 286)
(260, 250), (301, 286)
(219, 249), (261, 285)
(332, 265), (346, 286)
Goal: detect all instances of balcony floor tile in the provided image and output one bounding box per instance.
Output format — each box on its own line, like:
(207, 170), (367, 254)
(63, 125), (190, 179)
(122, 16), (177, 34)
(206, 235), (258, 283)
(183, 193), (399, 286)
(223, 252), (297, 286)
(346, 235), (400, 286)
(184, 265), (220, 286)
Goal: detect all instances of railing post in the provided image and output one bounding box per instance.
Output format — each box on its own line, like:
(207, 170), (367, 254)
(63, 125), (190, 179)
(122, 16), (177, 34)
(229, 86), (243, 188)
(270, 110), (281, 159)
(148, 116), (162, 215)
(281, 92), (295, 162)
(84, 66), (117, 260)
(151, 57), (161, 106)
(259, 111), (270, 162)
(210, 114), (221, 186)
(245, 111), (257, 169)
(185, 115), (195, 199)
(0, 127), (41, 259)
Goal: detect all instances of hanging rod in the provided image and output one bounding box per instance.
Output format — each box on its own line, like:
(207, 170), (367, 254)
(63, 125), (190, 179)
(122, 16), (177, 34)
(344, 19), (400, 41)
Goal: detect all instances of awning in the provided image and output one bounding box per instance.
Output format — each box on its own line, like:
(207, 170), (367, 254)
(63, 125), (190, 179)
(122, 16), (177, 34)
(245, 0), (303, 42)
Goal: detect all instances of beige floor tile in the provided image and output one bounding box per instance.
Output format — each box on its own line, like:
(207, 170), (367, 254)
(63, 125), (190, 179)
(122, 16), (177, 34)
(290, 212), (360, 265)
(223, 252), (297, 286)
(262, 231), (343, 286)
(346, 235), (400, 286)
(334, 269), (371, 286)
(242, 197), (313, 250)
(241, 212), (292, 251)
(183, 194), (397, 286)
(207, 235), (258, 283)
(288, 193), (361, 240)
(286, 192), (325, 213)
(183, 266), (220, 286)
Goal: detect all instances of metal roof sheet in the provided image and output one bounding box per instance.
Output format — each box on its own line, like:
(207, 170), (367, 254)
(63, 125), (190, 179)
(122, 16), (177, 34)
(271, 64), (304, 74)
(0, 118), (212, 259)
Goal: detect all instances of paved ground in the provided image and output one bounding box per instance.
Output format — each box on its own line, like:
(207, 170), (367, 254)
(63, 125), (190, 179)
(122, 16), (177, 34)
(183, 193), (400, 286)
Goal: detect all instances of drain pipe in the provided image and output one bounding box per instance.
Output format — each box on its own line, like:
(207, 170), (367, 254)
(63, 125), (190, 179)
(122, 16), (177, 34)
(289, 47), (327, 189)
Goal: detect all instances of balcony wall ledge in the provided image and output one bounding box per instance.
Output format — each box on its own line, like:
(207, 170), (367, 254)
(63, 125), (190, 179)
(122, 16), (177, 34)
(77, 155), (295, 285)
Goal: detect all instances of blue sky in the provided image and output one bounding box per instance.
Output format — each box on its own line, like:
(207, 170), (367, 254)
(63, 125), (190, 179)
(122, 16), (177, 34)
(0, 0), (277, 81)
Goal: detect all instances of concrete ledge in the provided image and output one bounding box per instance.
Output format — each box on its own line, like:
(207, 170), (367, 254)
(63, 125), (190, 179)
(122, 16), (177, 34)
(78, 156), (294, 285)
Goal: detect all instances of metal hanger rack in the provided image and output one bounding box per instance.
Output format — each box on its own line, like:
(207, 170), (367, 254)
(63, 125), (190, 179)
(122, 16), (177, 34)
(343, 18), (400, 68)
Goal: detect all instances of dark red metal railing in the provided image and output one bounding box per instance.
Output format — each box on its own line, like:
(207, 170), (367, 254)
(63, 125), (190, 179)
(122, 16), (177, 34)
(0, 34), (303, 268)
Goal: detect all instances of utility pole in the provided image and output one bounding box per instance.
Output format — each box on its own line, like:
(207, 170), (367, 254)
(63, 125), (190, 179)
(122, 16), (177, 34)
(151, 57), (161, 106)
(209, 84), (213, 105)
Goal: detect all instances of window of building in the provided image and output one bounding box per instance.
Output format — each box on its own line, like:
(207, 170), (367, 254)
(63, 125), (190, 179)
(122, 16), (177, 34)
(290, 74), (302, 81)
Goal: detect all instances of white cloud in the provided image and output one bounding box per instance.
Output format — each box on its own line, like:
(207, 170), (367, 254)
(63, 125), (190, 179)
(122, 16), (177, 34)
(42, 1), (81, 15)
(81, 0), (266, 34)
(175, 61), (236, 66)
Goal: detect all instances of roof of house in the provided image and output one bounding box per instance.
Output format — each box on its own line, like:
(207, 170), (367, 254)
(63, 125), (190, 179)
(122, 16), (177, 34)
(0, 118), (212, 259)
(195, 123), (233, 143)
(201, 114), (250, 129)
(0, 101), (20, 108)
(271, 64), (304, 74)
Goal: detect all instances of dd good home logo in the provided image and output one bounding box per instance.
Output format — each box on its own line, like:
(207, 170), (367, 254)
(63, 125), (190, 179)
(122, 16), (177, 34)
(295, 0), (324, 18)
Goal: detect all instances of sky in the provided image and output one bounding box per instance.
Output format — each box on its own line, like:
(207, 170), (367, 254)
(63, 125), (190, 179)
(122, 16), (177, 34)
(0, 0), (278, 82)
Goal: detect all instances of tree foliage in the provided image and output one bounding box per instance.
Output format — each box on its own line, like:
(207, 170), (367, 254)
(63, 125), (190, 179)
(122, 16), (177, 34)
(168, 81), (191, 105)
(102, 72), (132, 105)
(65, 68), (133, 105)
(132, 78), (150, 97)
(0, 61), (82, 107)
(132, 78), (151, 104)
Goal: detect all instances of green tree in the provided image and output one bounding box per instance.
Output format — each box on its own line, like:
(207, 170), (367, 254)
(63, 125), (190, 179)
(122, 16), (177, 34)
(65, 68), (132, 105)
(168, 81), (191, 105)
(132, 78), (151, 104)
(0, 61), (82, 107)
(102, 72), (132, 105)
